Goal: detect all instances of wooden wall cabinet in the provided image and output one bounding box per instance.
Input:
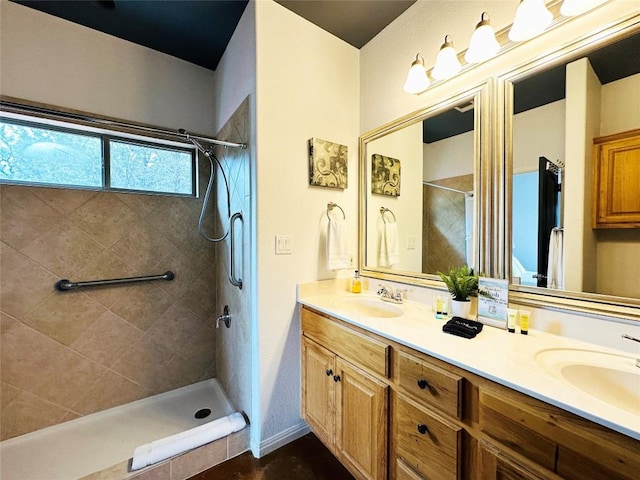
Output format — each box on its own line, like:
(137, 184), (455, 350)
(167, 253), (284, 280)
(300, 306), (639, 480)
(593, 128), (640, 228)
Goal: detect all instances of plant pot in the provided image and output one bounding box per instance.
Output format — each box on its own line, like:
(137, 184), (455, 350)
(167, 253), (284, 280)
(451, 299), (471, 319)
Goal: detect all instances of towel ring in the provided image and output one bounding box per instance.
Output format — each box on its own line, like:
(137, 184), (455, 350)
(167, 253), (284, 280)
(380, 207), (396, 224)
(327, 202), (345, 220)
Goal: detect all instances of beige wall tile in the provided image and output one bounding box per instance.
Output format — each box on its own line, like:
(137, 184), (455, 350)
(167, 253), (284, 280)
(24, 291), (107, 345)
(146, 200), (198, 247)
(70, 193), (140, 247)
(115, 192), (164, 218)
(73, 251), (138, 308)
(1, 387), (69, 440)
(111, 334), (175, 390)
(169, 438), (227, 480)
(146, 304), (208, 352)
(0, 242), (58, 320)
(71, 311), (143, 367)
(153, 248), (207, 299)
(181, 269), (217, 321)
(110, 284), (173, 331)
(32, 186), (97, 216)
(0, 185), (64, 250)
(72, 369), (145, 416)
(79, 460), (131, 480)
(227, 427), (250, 459)
(110, 223), (175, 271)
(20, 219), (105, 277)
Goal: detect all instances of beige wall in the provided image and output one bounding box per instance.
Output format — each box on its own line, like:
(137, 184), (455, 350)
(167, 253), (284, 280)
(0, 183), (218, 440)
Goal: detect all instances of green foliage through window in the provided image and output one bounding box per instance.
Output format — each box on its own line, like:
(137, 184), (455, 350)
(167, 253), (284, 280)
(0, 117), (195, 196)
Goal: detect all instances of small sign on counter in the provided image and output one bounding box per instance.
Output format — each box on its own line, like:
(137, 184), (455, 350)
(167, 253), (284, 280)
(477, 277), (509, 328)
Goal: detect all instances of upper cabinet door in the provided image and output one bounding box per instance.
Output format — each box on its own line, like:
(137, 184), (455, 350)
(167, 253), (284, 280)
(593, 129), (640, 228)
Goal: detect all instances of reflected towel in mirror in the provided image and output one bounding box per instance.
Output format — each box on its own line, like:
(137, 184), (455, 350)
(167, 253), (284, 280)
(379, 222), (399, 267)
(327, 218), (349, 270)
(547, 228), (564, 289)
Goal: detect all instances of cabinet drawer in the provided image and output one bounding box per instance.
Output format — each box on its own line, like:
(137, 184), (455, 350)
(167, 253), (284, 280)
(478, 388), (556, 471)
(395, 394), (461, 480)
(397, 350), (462, 418)
(302, 307), (390, 378)
(396, 459), (424, 480)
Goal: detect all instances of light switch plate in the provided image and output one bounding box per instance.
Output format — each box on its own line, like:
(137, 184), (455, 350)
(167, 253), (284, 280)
(275, 235), (293, 254)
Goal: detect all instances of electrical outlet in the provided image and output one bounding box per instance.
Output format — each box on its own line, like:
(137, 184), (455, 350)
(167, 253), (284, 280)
(407, 235), (416, 250)
(348, 254), (354, 267)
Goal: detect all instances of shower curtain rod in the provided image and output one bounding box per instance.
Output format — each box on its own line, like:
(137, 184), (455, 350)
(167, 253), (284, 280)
(0, 100), (247, 149)
(423, 181), (473, 196)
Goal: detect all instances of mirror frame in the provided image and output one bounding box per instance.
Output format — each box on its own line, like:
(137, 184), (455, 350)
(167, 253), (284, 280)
(358, 81), (494, 288)
(500, 14), (640, 321)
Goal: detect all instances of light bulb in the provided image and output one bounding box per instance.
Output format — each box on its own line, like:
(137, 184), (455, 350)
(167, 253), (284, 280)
(509, 0), (553, 42)
(403, 54), (430, 94)
(465, 12), (500, 64)
(432, 36), (462, 80)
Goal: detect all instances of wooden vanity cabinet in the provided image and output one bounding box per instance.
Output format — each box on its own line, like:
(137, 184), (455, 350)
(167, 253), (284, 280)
(301, 308), (390, 480)
(300, 306), (640, 480)
(592, 128), (640, 228)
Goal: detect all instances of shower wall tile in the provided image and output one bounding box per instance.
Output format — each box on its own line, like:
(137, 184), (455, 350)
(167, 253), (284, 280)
(69, 193), (140, 247)
(169, 436), (227, 480)
(71, 311), (143, 367)
(0, 242), (58, 320)
(0, 181), (218, 440)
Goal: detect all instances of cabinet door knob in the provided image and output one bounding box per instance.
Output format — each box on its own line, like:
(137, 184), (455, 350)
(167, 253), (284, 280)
(333, 375), (341, 382)
(326, 369), (333, 376)
(417, 379), (429, 389)
(417, 424), (429, 435)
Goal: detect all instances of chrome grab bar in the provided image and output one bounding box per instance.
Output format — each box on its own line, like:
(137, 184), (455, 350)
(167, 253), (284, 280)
(55, 271), (174, 291)
(229, 212), (243, 289)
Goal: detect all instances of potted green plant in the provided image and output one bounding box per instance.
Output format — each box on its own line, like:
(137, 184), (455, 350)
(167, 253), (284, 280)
(437, 265), (480, 319)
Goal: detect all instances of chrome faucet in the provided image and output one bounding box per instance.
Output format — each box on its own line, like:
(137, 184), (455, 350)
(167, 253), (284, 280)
(621, 334), (640, 368)
(377, 284), (406, 304)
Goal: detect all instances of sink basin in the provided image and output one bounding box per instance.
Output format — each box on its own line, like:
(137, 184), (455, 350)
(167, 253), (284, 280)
(332, 297), (403, 318)
(535, 348), (640, 415)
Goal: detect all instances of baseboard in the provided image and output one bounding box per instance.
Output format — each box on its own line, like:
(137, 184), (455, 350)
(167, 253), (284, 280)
(253, 421), (310, 458)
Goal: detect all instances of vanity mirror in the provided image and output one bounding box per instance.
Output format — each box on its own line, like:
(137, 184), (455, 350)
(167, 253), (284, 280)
(360, 84), (491, 285)
(505, 23), (640, 316)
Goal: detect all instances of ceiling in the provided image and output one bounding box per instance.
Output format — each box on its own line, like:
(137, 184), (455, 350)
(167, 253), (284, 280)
(11, 1), (639, 143)
(11, 0), (415, 70)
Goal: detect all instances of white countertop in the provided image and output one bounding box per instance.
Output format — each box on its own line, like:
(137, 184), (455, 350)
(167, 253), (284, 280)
(298, 288), (640, 441)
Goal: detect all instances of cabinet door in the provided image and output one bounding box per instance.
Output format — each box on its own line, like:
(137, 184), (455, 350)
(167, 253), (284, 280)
(335, 357), (388, 480)
(302, 337), (336, 448)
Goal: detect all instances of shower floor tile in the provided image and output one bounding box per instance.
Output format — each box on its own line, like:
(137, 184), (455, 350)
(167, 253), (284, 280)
(189, 433), (354, 480)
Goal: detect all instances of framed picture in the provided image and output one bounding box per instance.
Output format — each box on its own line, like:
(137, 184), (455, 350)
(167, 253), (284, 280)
(477, 277), (509, 328)
(308, 138), (348, 189)
(371, 153), (401, 196)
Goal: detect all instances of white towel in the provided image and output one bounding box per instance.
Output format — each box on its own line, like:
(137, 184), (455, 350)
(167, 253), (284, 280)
(131, 412), (247, 471)
(547, 228), (564, 289)
(378, 222), (399, 267)
(327, 218), (349, 270)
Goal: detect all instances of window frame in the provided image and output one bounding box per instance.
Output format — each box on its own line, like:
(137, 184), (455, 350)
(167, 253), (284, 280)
(0, 112), (198, 197)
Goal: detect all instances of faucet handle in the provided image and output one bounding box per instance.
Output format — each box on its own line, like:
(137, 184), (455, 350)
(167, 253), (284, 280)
(394, 288), (407, 299)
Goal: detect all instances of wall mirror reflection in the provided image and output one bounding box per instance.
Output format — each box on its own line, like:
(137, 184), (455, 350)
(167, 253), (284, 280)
(508, 30), (640, 301)
(362, 91), (480, 280)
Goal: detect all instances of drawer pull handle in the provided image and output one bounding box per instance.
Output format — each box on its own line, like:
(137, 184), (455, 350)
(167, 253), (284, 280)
(417, 379), (429, 389)
(333, 375), (341, 382)
(417, 424), (429, 435)
(326, 369), (333, 376)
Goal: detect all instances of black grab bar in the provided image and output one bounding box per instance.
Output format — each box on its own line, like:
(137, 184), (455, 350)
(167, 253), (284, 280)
(55, 271), (175, 292)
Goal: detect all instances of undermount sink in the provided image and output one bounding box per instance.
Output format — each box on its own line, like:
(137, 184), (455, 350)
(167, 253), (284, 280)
(535, 348), (640, 415)
(332, 296), (403, 318)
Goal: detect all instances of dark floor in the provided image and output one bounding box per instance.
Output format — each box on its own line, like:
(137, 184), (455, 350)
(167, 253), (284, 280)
(189, 433), (354, 480)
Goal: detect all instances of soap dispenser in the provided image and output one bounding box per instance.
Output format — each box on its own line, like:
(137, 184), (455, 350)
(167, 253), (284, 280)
(351, 270), (362, 293)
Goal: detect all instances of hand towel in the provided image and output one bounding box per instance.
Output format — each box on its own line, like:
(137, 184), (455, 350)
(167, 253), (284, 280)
(442, 317), (484, 339)
(327, 217), (349, 270)
(379, 222), (399, 267)
(547, 228), (564, 289)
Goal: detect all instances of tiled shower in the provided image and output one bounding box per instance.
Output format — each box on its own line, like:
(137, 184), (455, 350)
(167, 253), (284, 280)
(0, 98), (252, 451)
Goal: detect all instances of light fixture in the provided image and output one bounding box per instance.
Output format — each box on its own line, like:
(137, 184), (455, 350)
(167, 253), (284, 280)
(432, 35), (462, 80)
(403, 53), (430, 94)
(560, 0), (607, 16)
(465, 12), (500, 64)
(508, 0), (553, 42)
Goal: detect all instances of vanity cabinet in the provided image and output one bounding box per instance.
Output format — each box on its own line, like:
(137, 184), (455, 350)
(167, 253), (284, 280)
(592, 128), (640, 228)
(300, 306), (640, 480)
(301, 308), (389, 480)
